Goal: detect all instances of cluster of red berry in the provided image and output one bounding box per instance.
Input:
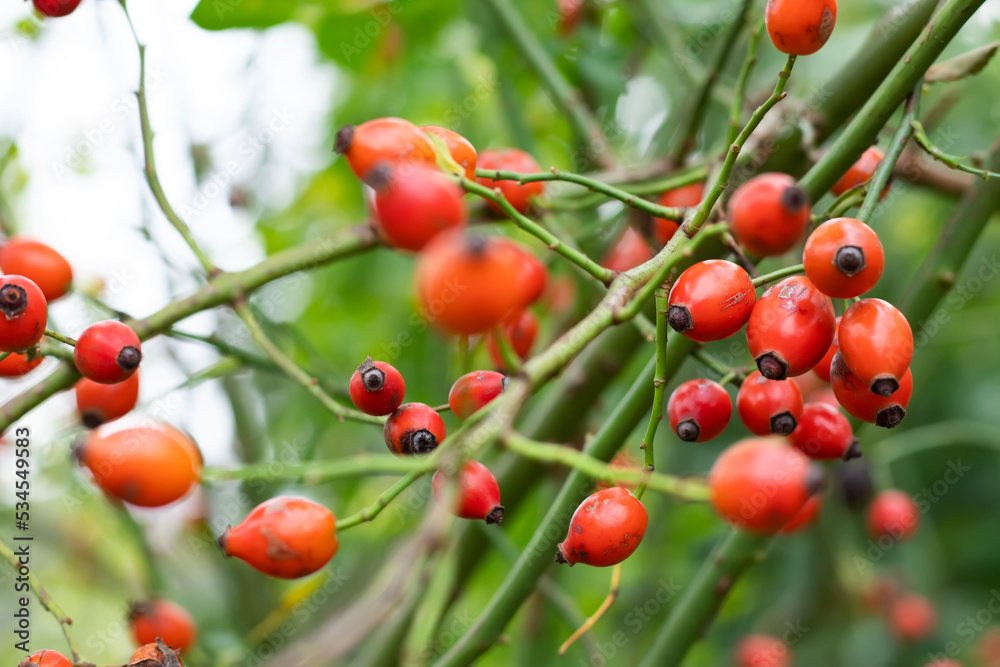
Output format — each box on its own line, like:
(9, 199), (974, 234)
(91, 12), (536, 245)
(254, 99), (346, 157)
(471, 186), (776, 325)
(21, 634), (189, 667)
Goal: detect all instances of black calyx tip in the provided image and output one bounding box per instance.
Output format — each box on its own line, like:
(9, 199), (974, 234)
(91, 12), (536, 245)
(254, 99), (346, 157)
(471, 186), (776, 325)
(358, 357), (386, 392)
(781, 184), (809, 213)
(405, 428), (438, 455)
(216, 528), (231, 556)
(465, 233), (488, 258)
(870, 377), (899, 397)
(157, 638), (183, 667)
(501, 375), (510, 391)
(334, 124), (355, 154)
(80, 409), (106, 429)
(770, 411), (798, 436)
(676, 419), (701, 442)
(834, 245), (866, 276)
(805, 464), (827, 495)
(554, 547), (570, 565)
(366, 162), (393, 192)
(0, 284), (27, 318)
(117, 345), (142, 372)
(756, 353), (787, 381)
(843, 439), (862, 461)
(876, 406), (906, 429)
(485, 505), (505, 525)
(667, 305), (693, 333)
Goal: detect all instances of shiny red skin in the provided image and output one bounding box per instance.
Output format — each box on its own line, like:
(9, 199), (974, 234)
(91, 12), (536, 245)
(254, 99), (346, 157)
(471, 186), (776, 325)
(373, 164), (467, 251)
(32, 0), (82, 17)
(130, 599), (197, 654)
(888, 594), (937, 642)
(804, 217), (884, 298)
(476, 148), (545, 213)
(494, 239), (548, 308)
(432, 461), (503, 523)
(788, 402), (855, 460)
(75, 372), (140, 427)
(839, 298), (914, 392)
(448, 371), (506, 420)
(220, 496), (338, 579)
(765, 0), (837, 56)
(736, 634), (791, 667)
(747, 276), (836, 379)
(0, 275), (47, 353)
(22, 650), (73, 667)
(74, 320), (142, 384)
(0, 351), (43, 377)
(654, 182), (703, 245)
(335, 117), (436, 185)
(420, 125), (477, 180)
(0, 238), (73, 301)
(384, 403), (446, 455)
(832, 147), (885, 196)
(812, 317), (840, 382)
(727, 173), (811, 257)
(556, 487), (648, 567)
(708, 438), (814, 533)
(867, 489), (919, 541)
(780, 495), (821, 534)
(667, 260), (756, 342)
(349, 358), (406, 416)
(831, 352), (913, 427)
(487, 310), (538, 366)
(737, 372), (804, 436)
(666, 379), (732, 443)
(601, 227), (653, 272)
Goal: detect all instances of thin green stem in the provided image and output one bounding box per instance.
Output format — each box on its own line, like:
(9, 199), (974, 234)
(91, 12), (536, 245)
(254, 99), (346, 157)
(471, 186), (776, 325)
(726, 16), (764, 148)
(821, 187), (867, 221)
(43, 329), (77, 347)
(692, 348), (739, 379)
(752, 263), (804, 287)
(911, 120), (1000, 180)
(491, 325), (523, 375)
(858, 88), (920, 222)
(0, 351), (11, 363)
(337, 471), (425, 530)
(635, 283), (669, 500)
(202, 454), (425, 484)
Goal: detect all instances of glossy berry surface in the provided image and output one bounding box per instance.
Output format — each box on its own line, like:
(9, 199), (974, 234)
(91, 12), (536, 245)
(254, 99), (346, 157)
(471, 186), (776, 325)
(838, 298), (914, 396)
(735, 634), (791, 667)
(0, 275), (47, 353)
(384, 402), (446, 455)
(708, 438), (818, 533)
(555, 487), (648, 567)
(831, 352), (912, 427)
(421, 125), (477, 180)
(765, 0), (837, 56)
(21, 650), (73, 667)
(0, 238), (73, 301)
(75, 372), (140, 427)
(803, 217), (884, 298)
(666, 260), (755, 342)
(432, 461), (504, 524)
(219, 496), (338, 579)
(812, 317), (840, 382)
(448, 370), (507, 420)
(867, 489), (919, 541)
(74, 320), (142, 384)
(600, 227), (653, 272)
(129, 641), (184, 665)
(654, 182), (703, 245)
(372, 164), (467, 251)
(77, 421), (202, 507)
(32, 0), (83, 17)
(487, 310), (538, 366)
(349, 356), (405, 416)
(334, 117), (436, 185)
(832, 146), (885, 196)
(780, 495), (821, 534)
(0, 351), (43, 378)
(788, 402), (858, 460)
(130, 599), (197, 654)
(747, 276), (836, 380)
(495, 237), (548, 308)
(476, 148), (544, 213)
(888, 594), (937, 641)
(727, 173), (811, 257)
(737, 372), (803, 436)
(667, 379), (732, 442)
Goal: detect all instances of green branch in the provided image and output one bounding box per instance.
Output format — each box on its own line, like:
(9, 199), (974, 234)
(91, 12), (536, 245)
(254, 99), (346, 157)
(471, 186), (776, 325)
(911, 120), (1000, 180)
(635, 283), (669, 500)
(858, 88), (920, 222)
(726, 16), (764, 148)
(337, 471), (426, 531)
(43, 329), (77, 347)
(752, 263), (804, 287)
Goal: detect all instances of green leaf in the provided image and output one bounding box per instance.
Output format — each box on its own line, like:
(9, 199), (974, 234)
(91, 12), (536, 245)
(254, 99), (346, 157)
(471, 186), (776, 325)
(925, 41), (999, 83)
(190, 0), (299, 30)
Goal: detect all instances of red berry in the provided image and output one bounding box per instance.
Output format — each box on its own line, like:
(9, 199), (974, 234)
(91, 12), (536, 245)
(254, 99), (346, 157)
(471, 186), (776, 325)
(0, 238), (73, 301)
(838, 298), (914, 396)
(867, 489), (919, 541)
(788, 402), (858, 460)
(420, 125), (477, 180)
(384, 403), (446, 455)
(977, 627), (1000, 667)
(476, 148), (545, 213)
(432, 461), (504, 524)
(487, 310), (539, 366)
(887, 593), (937, 642)
(667, 379), (732, 442)
(556, 0), (584, 34)
(372, 164), (467, 251)
(555, 487), (648, 567)
(504, 242), (549, 307)
(737, 372), (803, 436)
(219, 496), (338, 579)
(780, 494), (822, 534)
(601, 227), (653, 272)
(923, 660), (963, 667)
(832, 146), (885, 197)
(0, 275), (47, 353)
(747, 276), (836, 380)
(736, 634), (791, 667)
(803, 217), (884, 298)
(708, 438), (819, 533)
(831, 352), (913, 428)
(32, 0), (82, 17)
(349, 356), (405, 416)
(75, 372), (140, 428)
(728, 173), (811, 257)
(666, 260), (756, 342)
(334, 117), (436, 185)
(765, 0), (837, 56)
(654, 182), (703, 245)
(74, 320), (142, 384)
(0, 351), (43, 378)
(448, 370), (507, 420)
(129, 599), (197, 654)
(129, 641), (185, 666)
(77, 421), (203, 507)
(21, 650), (73, 667)
(811, 317), (840, 383)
